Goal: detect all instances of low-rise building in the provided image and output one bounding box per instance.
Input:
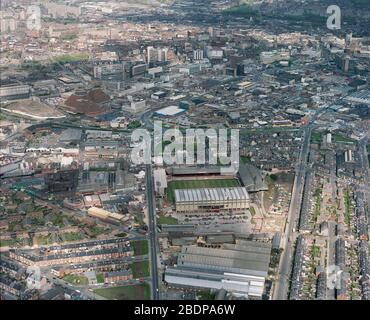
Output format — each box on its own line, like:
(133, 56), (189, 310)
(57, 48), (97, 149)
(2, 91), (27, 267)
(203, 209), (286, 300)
(104, 270), (133, 283)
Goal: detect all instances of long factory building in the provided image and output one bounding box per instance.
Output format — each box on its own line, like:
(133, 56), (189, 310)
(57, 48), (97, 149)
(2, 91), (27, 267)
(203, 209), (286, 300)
(164, 240), (271, 298)
(174, 187), (250, 213)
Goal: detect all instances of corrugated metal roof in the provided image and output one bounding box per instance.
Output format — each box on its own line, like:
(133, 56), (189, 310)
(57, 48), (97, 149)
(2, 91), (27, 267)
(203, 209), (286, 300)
(178, 242), (271, 273)
(175, 187), (249, 203)
(164, 267), (265, 297)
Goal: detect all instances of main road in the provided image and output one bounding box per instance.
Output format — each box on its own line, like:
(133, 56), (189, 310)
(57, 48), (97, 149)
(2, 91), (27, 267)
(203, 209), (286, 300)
(358, 134), (370, 217)
(273, 108), (328, 300)
(145, 164), (160, 300)
(273, 124), (312, 299)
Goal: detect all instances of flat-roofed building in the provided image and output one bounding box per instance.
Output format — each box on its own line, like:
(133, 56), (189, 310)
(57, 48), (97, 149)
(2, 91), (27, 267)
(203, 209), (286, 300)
(153, 168), (167, 196)
(164, 240), (272, 298)
(155, 105), (185, 117)
(132, 63), (147, 76)
(59, 128), (82, 144)
(175, 187), (249, 213)
(260, 50), (290, 64)
(0, 85), (30, 101)
(87, 207), (126, 222)
(93, 62), (127, 80)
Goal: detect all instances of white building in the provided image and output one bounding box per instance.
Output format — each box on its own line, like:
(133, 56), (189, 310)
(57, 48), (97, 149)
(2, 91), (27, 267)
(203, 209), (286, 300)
(260, 50), (290, 64)
(147, 46), (168, 64)
(175, 187), (250, 213)
(164, 241), (271, 298)
(0, 85), (30, 100)
(344, 150), (354, 162)
(206, 47), (223, 59)
(153, 168), (167, 196)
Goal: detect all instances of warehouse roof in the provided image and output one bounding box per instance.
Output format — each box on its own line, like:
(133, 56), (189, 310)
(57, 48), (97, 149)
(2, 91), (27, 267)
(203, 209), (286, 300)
(164, 268), (265, 297)
(155, 105), (185, 116)
(175, 187), (249, 203)
(165, 240), (272, 297)
(205, 234), (234, 244)
(226, 240), (272, 254)
(59, 128), (82, 143)
(178, 245), (270, 273)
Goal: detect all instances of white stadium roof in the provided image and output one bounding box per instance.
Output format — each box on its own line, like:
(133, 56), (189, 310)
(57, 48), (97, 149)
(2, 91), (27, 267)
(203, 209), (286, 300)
(175, 187), (249, 203)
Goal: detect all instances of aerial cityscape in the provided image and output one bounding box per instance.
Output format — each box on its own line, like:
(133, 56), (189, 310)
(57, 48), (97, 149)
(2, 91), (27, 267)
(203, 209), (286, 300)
(0, 0), (369, 304)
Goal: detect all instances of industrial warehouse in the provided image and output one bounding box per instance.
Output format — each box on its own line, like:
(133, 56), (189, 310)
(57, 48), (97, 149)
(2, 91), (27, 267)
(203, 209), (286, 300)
(164, 240), (272, 298)
(174, 187), (250, 213)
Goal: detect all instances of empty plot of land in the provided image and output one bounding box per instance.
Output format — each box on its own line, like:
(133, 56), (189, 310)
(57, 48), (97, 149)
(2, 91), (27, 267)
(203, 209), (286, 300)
(93, 284), (150, 300)
(1, 99), (65, 120)
(63, 274), (88, 286)
(131, 260), (150, 278)
(167, 179), (240, 203)
(131, 240), (149, 256)
(157, 215), (178, 225)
